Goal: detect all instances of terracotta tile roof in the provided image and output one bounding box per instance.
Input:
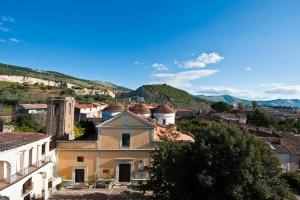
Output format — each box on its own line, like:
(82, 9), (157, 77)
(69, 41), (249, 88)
(19, 104), (47, 110)
(260, 133), (300, 155)
(154, 126), (194, 142)
(0, 132), (50, 151)
(75, 103), (97, 109)
(152, 104), (175, 114)
(102, 102), (125, 112)
(129, 103), (151, 115)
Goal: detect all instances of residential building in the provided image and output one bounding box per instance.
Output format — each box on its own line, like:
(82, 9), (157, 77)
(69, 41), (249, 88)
(15, 104), (48, 114)
(0, 132), (61, 200)
(260, 133), (300, 172)
(74, 103), (107, 123)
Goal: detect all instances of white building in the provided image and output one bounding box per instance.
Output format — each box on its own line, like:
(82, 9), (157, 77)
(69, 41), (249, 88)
(0, 132), (61, 200)
(152, 104), (176, 125)
(74, 103), (107, 122)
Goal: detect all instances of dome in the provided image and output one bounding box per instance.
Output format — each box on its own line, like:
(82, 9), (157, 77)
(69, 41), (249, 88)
(152, 104), (175, 114)
(102, 102), (125, 112)
(129, 103), (151, 115)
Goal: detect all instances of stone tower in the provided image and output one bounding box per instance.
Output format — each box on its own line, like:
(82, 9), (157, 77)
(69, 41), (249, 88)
(46, 97), (75, 140)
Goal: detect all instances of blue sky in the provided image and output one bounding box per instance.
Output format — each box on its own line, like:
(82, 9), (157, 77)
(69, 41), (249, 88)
(0, 0), (300, 100)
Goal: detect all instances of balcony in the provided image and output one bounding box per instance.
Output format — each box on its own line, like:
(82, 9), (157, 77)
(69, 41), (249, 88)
(0, 156), (51, 191)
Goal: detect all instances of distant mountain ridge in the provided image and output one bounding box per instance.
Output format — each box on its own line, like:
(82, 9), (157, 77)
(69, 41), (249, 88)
(197, 94), (300, 107)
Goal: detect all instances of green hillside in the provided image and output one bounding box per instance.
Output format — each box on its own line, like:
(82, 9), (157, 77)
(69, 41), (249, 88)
(0, 63), (129, 92)
(120, 84), (211, 109)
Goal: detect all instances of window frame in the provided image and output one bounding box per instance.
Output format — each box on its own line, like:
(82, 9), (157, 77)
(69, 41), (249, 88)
(120, 133), (131, 148)
(77, 156), (84, 162)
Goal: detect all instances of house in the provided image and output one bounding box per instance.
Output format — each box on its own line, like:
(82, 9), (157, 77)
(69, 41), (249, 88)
(260, 133), (300, 172)
(176, 108), (194, 120)
(0, 132), (61, 200)
(213, 112), (247, 124)
(74, 103), (107, 123)
(15, 104), (48, 114)
(55, 102), (192, 185)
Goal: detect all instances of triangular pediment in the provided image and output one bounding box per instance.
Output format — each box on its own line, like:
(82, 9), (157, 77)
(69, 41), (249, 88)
(98, 110), (155, 128)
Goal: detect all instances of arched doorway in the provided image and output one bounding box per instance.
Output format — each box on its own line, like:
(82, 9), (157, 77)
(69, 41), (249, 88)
(0, 196), (10, 200)
(0, 161), (12, 185)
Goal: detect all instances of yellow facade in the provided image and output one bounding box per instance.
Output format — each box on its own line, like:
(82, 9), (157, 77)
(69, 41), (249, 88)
(56, 111), (155, 183)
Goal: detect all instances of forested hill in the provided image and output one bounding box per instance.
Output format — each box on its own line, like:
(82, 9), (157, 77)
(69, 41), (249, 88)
(0, 63), (129, 92)
(119, 84), (211, 109)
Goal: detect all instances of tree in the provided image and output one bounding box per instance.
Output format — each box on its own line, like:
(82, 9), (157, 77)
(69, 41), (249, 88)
(247, 109), (277, 127)
(252, 101), (258, 109)
(147, 122), (294, 200)
(74, 123), (84, 138)
(237, 102), (245, 110)
(15, 114), (41, 132)
(211, 101), (233, 112)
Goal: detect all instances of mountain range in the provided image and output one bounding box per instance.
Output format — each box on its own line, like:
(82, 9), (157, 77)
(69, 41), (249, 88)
(197, 95), (300, 108)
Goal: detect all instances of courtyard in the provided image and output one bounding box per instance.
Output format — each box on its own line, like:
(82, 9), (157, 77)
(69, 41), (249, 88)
(48, 187), (151, 200)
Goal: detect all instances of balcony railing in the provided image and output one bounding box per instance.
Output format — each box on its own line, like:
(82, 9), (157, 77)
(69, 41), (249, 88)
(0, 156), (51, 191)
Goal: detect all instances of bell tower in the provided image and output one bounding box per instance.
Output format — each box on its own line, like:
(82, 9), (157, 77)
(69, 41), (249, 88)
(46, 97), (75, 140)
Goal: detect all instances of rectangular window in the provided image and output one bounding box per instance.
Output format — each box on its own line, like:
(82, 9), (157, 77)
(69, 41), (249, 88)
(121, 133), (130, 148)
(77, 156), (84, 162)
(42, 144), (45, 155)
(163, 119), (166, 125)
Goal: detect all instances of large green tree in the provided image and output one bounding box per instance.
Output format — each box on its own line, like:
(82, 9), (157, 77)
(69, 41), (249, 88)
(211, 101), (233, 112)
(147, 122), (294, 200)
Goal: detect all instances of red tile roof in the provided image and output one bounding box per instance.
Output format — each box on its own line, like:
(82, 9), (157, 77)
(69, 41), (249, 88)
(152, 104), (176, 114)
(154, 126), (194, 142)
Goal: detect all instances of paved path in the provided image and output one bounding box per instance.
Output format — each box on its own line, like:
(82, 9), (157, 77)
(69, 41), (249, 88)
(49, 187), (151, 200)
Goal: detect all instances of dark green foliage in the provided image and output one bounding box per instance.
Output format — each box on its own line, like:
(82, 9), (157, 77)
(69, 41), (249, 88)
(78, 121), (97, 139)
(147, 122), (294, 200)
(211, 101), (233, 112)
(247, 109), (277, 127)
(75, 94), (114, 104)
(282, 172), (300, 193)
(15, 114), (42, 132)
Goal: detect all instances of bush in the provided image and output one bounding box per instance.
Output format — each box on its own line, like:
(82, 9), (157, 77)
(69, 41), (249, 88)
(56, 183), (63, 190)
(282, 172), (300, 193)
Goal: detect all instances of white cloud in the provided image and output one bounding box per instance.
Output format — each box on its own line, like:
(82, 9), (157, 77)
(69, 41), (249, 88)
(9, 38), (21, 43)
(152, 63), (168, 71)
(134, 61), (144, 65)
(1, 16), (15, 22)
(173, 60), (179, 65)
(181, 52), (224, 68)
(151, 69), (218, 88)
(0, 26), (10, 32)
(245, 67), (251, 71)
(260, 83), (300, 95)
